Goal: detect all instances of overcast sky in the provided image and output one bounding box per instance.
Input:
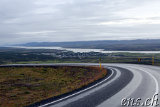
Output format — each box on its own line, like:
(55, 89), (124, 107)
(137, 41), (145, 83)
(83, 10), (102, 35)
(0, 0), (160, 45)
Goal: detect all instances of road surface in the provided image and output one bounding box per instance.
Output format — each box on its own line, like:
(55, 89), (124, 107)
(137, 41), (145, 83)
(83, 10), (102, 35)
(1, 63), (160, 107)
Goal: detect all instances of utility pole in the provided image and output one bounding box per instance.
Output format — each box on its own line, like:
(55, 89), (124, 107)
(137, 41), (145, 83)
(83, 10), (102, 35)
(152, 56), (154, 65)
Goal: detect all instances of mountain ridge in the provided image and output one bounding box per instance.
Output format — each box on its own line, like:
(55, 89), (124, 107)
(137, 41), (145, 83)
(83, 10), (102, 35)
(17, 39), (160, 51)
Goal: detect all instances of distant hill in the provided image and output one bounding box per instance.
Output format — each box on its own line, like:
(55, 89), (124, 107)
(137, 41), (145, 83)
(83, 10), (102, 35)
(18, 39), (160, 51)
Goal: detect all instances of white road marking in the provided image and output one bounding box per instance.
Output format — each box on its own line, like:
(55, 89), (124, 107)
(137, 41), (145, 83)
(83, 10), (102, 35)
(134, 66), (159, 107)
(40, 68), (115, 107)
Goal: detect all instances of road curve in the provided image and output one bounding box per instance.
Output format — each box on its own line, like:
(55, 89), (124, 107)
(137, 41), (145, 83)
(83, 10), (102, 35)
(1, 63), (160, 107)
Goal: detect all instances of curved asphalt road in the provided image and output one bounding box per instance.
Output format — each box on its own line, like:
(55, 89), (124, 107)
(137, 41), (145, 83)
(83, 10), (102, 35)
(1, 63), (160, 107)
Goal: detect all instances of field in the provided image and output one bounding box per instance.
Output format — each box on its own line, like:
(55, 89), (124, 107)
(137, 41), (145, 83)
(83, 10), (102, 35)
(0, 66), (107, 107)
(0, 48), (160, 66)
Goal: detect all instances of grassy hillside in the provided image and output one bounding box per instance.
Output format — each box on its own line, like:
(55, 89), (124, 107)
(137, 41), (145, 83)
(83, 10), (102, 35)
(0, 66), (107, 107)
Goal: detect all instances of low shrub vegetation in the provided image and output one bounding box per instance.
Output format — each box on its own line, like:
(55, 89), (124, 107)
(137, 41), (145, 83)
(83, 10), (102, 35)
(0, 66), (107, 107)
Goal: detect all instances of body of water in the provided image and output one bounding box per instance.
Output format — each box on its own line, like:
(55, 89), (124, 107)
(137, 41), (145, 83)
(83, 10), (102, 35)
(9, 46), (160, 54)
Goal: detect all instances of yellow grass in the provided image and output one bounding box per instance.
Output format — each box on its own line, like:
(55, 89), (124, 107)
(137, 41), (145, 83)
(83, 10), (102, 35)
(0, 66), (107, 107)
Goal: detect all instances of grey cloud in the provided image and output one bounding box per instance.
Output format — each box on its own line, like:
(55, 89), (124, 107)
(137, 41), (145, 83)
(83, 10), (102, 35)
(0, 0), (160, 45)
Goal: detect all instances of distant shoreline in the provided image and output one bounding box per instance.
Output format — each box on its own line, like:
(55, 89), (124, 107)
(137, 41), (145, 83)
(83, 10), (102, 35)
(6, 46), (160, 54)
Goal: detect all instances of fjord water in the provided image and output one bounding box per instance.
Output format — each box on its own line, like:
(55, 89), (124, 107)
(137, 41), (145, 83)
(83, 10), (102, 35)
(10, 46), (160, 54)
